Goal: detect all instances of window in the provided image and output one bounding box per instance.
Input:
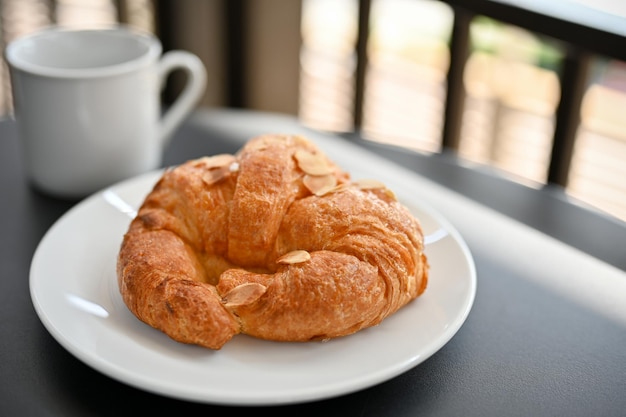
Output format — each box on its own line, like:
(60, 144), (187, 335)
(298, 0), (626, 222)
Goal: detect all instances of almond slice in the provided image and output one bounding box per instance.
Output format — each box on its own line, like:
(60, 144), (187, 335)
(202, 168), (227, 185)
(383, 188), (398, 201)
(276, 250), (311, 265)
(326, 183), (351, 194)
(303, 174), (337, 196)
(354, 179), (398, 200)
(223, 283), (267, 307)
(294, 150), (334, 176)
(201, 155), (239, 185)
(354, 179), (386, 190)
(202, 154), (237, 170)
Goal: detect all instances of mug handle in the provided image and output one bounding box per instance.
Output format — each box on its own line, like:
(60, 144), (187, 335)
(157, 50), (207, 146)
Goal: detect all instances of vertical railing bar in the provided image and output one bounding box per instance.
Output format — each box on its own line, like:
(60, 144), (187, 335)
(49, 0), (58, 23)
(154, 0), (173, 50)
(224, 0), (246, 108)
(153, 0), (177, 104)
(114, 0), (129, 24)
(441, 5), (473, 151)
(547, 46), (591, 186)
(353, 0), (371, 131)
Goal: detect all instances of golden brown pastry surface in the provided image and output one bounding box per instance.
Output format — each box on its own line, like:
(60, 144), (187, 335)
(117, 134), (429, 349)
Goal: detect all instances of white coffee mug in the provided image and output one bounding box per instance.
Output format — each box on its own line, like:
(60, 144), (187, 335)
(5, 25), (207, 198)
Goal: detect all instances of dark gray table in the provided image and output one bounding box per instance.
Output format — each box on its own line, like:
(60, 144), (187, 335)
(1, 108), (625, 417)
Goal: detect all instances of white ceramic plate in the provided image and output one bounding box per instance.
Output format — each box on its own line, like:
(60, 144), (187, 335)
(30, 170), (476, 406)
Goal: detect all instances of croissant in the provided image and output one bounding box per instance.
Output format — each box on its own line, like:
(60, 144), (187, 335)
(117, 134), (428, 349)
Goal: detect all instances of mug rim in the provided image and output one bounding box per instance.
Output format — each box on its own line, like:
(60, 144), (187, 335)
(5, 25), (162, 79)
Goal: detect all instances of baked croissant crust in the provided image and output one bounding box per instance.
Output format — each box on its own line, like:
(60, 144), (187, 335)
(117, 134), (429, 349)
